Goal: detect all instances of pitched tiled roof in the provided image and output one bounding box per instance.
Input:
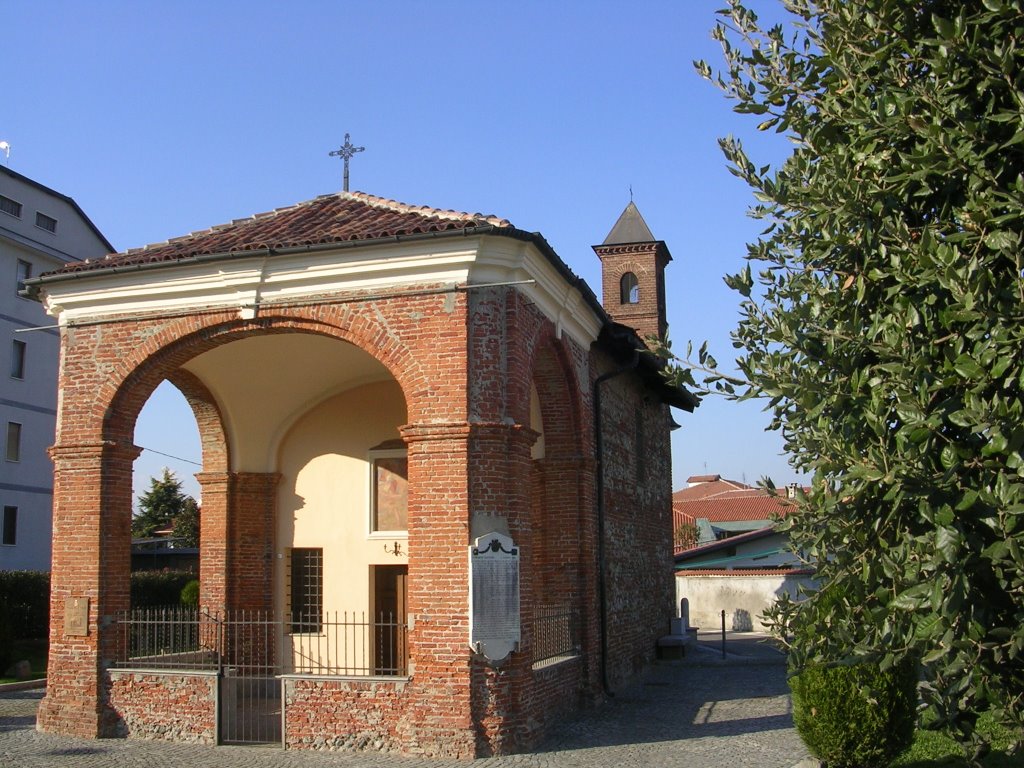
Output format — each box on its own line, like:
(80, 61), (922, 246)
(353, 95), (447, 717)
(677, 495), (797, 523)
(676, 567), (815, 577)
(673, 477), (753, 502)
(56, 191), (514, 275)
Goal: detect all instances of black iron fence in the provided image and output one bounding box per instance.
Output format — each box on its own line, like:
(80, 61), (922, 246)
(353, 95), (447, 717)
(532, 607), (580, 663)
(112, 608), (408, 677)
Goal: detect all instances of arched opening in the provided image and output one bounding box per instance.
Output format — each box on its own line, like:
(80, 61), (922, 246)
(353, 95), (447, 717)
(130, 380), (203, 586)
(620, 272), (640, 304)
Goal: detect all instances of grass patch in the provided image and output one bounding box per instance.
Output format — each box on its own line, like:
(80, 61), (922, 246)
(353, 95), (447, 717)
(892, 711), (1020, 767)
(0, 639), (47, 684)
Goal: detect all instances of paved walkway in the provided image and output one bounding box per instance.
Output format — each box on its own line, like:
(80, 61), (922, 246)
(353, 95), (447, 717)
(0, 637), (808, 768)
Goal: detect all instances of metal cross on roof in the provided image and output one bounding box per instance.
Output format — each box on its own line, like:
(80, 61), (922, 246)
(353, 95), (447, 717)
(328, 133), (365, 192)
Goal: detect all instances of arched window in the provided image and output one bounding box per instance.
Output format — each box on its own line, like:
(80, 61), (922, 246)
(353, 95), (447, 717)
(620, 272), (640, 304)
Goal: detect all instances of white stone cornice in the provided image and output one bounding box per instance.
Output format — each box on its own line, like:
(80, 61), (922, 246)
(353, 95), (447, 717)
(37, 235), (604, 347)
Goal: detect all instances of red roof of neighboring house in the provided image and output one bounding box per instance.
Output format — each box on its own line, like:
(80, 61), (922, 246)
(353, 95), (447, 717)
(677, 567), (815, 577)
(674, 476), (801, 524)
(53, 191), (514, 274)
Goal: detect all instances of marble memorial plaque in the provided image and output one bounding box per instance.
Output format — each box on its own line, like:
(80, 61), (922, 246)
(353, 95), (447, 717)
(469, 532), (520, 661)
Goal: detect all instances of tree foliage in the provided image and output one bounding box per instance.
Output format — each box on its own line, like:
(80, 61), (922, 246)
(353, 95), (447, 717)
(132, 468), (199, 545)
(678, 0), (1024, 758)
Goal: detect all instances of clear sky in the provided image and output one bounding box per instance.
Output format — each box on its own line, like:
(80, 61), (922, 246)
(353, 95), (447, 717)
(3, 0), (802, 504)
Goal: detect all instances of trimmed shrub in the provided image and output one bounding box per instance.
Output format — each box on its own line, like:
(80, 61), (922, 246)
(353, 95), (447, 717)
(180, 579), (199, 607)
(130, 571), (195, 608)
(790, 658), (918, 768)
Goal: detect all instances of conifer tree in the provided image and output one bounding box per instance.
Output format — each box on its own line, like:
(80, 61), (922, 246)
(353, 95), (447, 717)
(132, 468), (199, 544)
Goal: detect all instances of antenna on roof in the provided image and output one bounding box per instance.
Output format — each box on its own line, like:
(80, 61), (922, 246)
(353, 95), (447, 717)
(0, 142), (10, 165)
(328, 133), (365, 192)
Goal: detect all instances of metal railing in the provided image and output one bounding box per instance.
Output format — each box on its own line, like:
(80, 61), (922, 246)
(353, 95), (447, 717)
(112, 608), (408, 677)
(532, 607), (580, 663)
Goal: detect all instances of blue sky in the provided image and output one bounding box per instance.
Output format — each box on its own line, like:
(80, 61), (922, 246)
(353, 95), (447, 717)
(4, 0), (801, 503)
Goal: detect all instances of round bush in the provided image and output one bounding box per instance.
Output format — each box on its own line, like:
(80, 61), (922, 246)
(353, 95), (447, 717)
(790, 658), (918, 768)
(180, 579), (200, 607)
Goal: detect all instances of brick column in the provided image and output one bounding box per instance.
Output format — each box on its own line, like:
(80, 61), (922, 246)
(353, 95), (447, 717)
(228, 472), (279, 614)
(398, 422), (476, 757)
(37, 440), (140, 738)
(466, 421), (538, 756)
(195, 471), (230, 615)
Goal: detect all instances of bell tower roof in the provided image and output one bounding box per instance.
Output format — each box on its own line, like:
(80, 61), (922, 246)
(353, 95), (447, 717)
(602, 201), (656, 246)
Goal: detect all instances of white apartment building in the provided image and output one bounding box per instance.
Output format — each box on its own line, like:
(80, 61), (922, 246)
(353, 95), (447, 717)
(0, 165), (112, 570)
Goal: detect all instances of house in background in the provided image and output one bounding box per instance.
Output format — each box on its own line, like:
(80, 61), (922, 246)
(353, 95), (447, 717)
(0, 165), (112, 571)
(27, 190), (696, 756)
(673, 474), (815, 632)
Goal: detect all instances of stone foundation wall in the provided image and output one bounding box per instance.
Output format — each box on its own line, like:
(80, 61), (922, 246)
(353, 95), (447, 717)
(107, 671), (217, 743)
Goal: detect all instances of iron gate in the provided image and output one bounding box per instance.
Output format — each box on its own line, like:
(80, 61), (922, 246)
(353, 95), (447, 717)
(218, 611), (281, 745)
(114, 608), (409, 747)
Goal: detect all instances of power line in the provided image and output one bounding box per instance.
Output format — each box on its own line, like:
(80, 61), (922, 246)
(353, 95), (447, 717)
(139, 446), (201, 467)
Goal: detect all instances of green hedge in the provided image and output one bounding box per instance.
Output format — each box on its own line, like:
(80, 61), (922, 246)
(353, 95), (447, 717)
(0, 571), (50, 641)
(0, 570), (197, 646)
(790, 658), (918, 768)
(130, 571), (196, 608)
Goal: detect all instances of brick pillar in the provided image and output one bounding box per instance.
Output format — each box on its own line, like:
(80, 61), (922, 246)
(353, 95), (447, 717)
(195, 471), (230, 615)
(536, 455), (601, 700)
(227, 472), (279, 614)
(37, 440), (140, 738)
(399, 422), (476, 757)
(466, 421), (538, 755)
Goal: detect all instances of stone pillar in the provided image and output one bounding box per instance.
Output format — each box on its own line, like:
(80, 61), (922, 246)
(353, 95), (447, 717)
(37, 440), (140, 738)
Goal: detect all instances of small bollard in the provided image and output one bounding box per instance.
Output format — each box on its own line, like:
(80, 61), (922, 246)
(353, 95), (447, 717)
(721, 609), (726, 658)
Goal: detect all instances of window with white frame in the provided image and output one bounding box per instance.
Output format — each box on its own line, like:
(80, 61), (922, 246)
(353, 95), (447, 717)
(369, 441), (408, 534)
(5, 422), (21, 462)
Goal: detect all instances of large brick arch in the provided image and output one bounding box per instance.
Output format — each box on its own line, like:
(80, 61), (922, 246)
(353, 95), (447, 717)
(97, 307), (427, 450)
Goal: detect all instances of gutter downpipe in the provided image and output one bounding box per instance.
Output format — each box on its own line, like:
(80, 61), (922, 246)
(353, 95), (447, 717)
(593, 348), (640, 697)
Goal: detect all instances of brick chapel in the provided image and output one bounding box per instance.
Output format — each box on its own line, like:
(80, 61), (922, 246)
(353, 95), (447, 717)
(26, 190), (696, 756)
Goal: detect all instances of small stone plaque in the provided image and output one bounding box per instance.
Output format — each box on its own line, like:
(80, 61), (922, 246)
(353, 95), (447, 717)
(65, 596), (89, 636)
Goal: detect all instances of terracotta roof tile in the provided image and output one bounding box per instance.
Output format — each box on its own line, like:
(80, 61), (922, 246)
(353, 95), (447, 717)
(56, 191), (514, 275)
(676, 567), (815, 577)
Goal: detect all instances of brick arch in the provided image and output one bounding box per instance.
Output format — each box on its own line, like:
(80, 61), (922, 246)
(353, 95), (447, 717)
(527, 332), (586, 460)
(165, 368), (229, 474)
(96, 307), (426, 449)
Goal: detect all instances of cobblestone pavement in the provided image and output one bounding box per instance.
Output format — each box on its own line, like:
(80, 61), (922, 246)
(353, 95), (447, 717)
(0, 660), (808, 768)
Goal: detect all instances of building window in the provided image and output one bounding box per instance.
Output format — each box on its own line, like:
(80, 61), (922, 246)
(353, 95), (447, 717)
(5, 422), (21, 462)
(0, 195), (22, 218)
(370, 446), (408, 533)
(288, 547), (323, 633)
(2, 506), (15, 545)
(620, 272), (640, 304)
(35, 212), (57, 233)
(10, 340), (26, 379)
(15, 260), (31, 293)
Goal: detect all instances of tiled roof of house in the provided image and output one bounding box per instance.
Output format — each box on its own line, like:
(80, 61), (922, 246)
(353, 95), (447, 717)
(56, 191), (514, 275)
(678, 494), (797, 523)
(676, 567), (815, 577)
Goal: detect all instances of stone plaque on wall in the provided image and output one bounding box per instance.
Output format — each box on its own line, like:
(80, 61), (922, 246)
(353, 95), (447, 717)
(469, 531), (520, 662)
(65, 596), (89, 636)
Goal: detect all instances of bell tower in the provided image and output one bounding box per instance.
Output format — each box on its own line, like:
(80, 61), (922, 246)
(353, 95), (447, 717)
(593, 201), (671, 344)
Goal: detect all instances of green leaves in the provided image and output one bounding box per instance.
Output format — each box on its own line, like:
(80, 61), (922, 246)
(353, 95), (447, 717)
(693, 0), (1024, 754)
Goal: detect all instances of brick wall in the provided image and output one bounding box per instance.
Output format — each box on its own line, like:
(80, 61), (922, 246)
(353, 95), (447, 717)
(107, 672), (217, 743)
